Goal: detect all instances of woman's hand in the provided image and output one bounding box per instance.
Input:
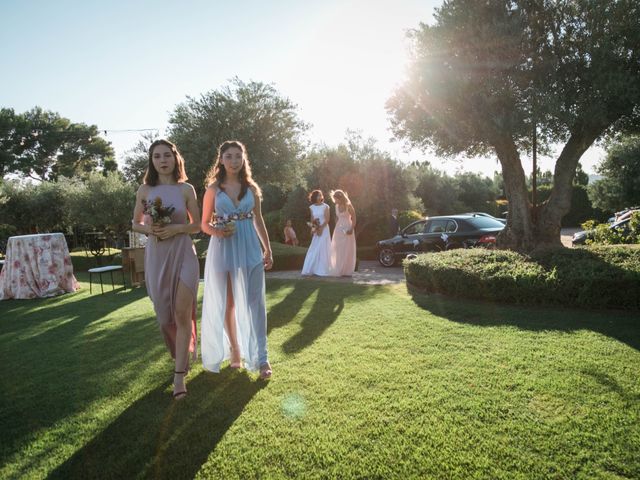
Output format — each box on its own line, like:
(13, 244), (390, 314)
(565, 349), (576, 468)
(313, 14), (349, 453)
(346, 228), (354, 235)
(152, 223), (180, 240)
(263, 251), (273, 270)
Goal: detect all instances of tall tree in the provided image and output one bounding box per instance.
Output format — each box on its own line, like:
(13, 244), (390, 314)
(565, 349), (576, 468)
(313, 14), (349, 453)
(122, 131), (159, 184)
(302, 133), (422, 245)
(0, 108), (25, 177)
(168, 78), (309, 196)
(0, 107), (116, 181)
(387, 0), (640, 251)
(588, 135), (640, 212)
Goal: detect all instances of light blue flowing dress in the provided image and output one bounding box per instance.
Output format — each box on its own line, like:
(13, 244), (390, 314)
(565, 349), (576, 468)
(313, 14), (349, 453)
(201, 188), (268, 373)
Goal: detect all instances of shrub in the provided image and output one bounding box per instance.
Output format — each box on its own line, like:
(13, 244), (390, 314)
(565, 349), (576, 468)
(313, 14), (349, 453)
(263, 210), (283, 243)
(405, 246), (640, 310)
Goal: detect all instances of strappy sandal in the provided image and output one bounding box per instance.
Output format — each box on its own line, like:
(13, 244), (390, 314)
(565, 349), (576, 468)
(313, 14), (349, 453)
(259, 362), (272, 380)
(173, 370), (188, 400)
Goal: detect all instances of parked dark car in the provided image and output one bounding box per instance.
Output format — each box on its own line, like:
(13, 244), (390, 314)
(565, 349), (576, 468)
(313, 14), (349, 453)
(462, 212), (507, 225)
(377, 214), (505, 267)
(572, 217), (632, 246)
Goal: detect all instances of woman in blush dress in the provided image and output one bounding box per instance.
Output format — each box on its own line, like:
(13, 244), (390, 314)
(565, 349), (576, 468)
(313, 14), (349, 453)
(131, 139), (201, 400)
(200, 140), (274, 380)
(301, 190), (331, 276)
(329, 189), (357, 276)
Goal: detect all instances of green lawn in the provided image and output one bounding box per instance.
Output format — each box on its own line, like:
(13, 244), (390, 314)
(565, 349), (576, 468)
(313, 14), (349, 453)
(1, 272), (639, 479)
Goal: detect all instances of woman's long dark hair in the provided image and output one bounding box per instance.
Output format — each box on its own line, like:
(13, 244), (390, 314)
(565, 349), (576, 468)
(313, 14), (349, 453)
(143, 139), (188, 186)
(204, 140), (262, 199)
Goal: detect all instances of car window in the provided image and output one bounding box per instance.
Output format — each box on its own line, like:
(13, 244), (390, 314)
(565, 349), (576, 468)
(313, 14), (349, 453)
(445, 220), (457, 233)
(428, 219), (448, 233)
(404, 221), (426, 235)
(466, 217), (506, 229)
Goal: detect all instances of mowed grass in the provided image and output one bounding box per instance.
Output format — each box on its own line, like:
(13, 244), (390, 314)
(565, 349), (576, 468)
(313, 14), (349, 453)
(1, 270), (639, 479)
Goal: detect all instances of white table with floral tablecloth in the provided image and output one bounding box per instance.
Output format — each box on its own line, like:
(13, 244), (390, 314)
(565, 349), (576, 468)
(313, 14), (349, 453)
(0, 233), (79, 300)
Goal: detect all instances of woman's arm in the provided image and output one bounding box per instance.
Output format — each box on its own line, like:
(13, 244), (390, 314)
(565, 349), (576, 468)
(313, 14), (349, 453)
(347, 204), (357, 235)
(151, 183), (201, 240)
(131, 185), (152, 235)
(201, 185), (224, 237)
(251, 187), (273, 270)
(318, 203), (330, 235)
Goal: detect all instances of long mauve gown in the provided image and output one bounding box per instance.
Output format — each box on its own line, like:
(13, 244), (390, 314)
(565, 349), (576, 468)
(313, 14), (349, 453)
(144, 184), (199, 360)
(330, 204), (356, 276)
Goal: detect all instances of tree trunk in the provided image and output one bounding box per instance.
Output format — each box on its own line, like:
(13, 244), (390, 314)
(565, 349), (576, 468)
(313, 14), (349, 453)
(536, 124), (604, 249)
(494, 123), (605, 252)
(493, 135), (536, 251)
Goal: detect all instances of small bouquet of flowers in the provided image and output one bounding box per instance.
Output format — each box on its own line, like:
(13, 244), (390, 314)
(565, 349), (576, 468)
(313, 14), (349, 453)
(142, 197), (175, 241)
(213, 213), (237, 236)
(307, 218), (321, 235)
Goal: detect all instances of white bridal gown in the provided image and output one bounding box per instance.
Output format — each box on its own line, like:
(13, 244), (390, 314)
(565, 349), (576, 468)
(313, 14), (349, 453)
(301, 203), (332, 276)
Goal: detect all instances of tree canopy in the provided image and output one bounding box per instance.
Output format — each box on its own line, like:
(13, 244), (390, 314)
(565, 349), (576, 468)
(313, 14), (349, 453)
(168, 78), (309, 195)
(0, 107), (116, 181)
(387, 0), (640, 250)
(589, 135), (640, 212)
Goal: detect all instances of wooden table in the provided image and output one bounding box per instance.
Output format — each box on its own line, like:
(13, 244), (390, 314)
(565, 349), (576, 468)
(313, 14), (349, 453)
(122, 247), (145, 287)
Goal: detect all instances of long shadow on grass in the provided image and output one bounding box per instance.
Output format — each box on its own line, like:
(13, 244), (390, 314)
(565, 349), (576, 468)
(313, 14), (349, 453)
(49, 369), (265, 479)
(409, 288), (640, 352)
(0, 287), (165, 466)
(267, 280), (320, 333)
(274, 280), (376, 354)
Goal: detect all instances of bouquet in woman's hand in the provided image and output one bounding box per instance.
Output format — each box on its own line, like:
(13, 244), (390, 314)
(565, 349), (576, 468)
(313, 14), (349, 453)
(307, 218), (321, 235)
(142, 197), (175, 241)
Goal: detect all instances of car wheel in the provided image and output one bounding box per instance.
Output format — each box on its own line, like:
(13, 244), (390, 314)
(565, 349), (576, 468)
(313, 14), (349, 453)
(378, 248), (396, 267)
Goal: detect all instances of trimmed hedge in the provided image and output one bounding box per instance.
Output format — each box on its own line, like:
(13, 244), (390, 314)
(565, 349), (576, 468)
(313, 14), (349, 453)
(194, 239), (307, 273)
(404, 245), (640, 310)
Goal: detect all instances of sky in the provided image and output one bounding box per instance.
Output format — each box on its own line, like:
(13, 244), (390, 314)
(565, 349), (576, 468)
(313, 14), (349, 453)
(1, 0), (604, 177)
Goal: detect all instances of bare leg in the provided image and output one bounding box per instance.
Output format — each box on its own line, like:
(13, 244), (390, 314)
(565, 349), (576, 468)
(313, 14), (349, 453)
(225, 273), (241, 368)
(173, 280), (193, 399)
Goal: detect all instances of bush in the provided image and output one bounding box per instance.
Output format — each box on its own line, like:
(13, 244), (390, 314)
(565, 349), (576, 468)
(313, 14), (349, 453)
(263, 210), (284, 243)
(194, 239), (307, 273)
(405, 246), (640, 310)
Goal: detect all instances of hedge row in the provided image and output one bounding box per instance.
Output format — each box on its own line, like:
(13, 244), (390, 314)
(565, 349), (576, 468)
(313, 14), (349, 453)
(404, 245), (640, 310)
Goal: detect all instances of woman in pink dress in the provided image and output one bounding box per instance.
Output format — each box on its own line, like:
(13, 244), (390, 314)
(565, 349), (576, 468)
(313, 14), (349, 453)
(283, 219), (299, 246)
(330, 189), (357, 276)
(131, 139), (201, 400)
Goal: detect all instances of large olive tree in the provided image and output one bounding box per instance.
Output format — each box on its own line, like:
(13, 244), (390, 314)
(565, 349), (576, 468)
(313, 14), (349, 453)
(387, 0), (640, 251)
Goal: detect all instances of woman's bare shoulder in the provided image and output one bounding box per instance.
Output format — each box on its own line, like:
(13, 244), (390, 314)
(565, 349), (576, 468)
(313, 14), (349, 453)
(136, 184), (150, 196)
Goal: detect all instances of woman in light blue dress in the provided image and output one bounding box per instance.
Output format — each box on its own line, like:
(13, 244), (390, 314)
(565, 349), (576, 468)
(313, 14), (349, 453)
(201, 141), (273, 379)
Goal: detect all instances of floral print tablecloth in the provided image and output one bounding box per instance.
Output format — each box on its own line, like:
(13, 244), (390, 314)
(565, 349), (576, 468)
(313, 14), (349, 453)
(0, 233), (79, 300)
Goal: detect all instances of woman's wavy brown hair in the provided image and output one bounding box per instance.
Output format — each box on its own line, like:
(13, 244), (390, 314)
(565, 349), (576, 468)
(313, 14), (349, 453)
(308, 189), (323, 203)
(204, 140), (261, 199)
(143, 139), (188, 186)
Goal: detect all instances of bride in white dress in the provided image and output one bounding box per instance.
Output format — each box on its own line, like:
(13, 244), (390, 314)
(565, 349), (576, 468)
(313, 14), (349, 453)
(301, 189), (331, 276)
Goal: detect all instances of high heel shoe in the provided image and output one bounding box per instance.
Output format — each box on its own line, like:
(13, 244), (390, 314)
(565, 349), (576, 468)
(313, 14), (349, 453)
(173, 370), (188, 400)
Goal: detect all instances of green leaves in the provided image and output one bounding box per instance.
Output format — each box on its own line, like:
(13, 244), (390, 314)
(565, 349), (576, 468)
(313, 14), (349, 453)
(167, 78), (309, 196)
(0, 107), (115, 181)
